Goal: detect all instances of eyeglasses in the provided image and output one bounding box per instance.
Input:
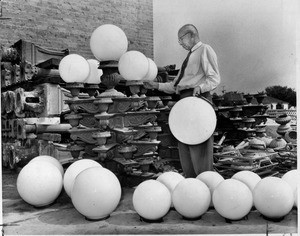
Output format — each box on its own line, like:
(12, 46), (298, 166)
(178, 32), (190, 43)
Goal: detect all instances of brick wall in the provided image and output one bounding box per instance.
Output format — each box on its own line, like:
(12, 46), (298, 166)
(0, 0), (153, 59)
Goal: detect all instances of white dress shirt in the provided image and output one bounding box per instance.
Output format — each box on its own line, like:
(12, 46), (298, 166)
(158, 41), (221, 94)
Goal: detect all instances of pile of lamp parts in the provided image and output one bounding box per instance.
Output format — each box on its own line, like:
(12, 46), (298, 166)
(17, 154), (298, 222)
(213, 113), (297, 179)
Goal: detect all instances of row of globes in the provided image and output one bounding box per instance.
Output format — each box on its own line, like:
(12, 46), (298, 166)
(17, 155), (298, 222)
(58, 24), (158, 84)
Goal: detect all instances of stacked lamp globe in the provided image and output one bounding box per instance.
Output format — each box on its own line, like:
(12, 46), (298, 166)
(118, 50), (149, 81)
(143, 57), (158, 81)
(84, 59), (102, 84)
(90, 24), (128, 61)
(58, 54), (90, 83)
(17, 157), (63, 207)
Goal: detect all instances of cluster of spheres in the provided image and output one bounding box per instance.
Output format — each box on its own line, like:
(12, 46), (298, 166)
(132, 170), (297, 222)
(59, 24), (158, 85)
(17, 156), (122, 220)
(63, 159), (121, 220)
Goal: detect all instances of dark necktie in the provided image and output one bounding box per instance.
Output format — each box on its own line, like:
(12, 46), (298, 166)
(174, 50), (192, 87)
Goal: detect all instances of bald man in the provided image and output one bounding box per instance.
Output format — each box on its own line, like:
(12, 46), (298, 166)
(144, 24), (220, 177)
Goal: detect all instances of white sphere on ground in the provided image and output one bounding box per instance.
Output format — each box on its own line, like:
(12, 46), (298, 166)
(90, 24), (128, 61)
(17, 161), (63, 207)
(231, 170), (261, 192)
(156, 171), (185, 207)
(84, 59), (102, 84)
(172, 178), (211, 219)
(142, 58), (158, 81)
(71, 167), (121, 220)
(118, 51), (149, 81)
(282, 169), (299, 207)
(29, 155), (64, 176)
(213, 179), (253, 220)
(59, 54), (90, 83)
(132, 180), (171, 221)
(253, 176), (294, 219)
(63, 159), (102, 197)
(196, 171), (224, 207)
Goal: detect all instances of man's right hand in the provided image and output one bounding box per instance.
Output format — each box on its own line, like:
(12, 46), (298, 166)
(143, 81), (159, 90)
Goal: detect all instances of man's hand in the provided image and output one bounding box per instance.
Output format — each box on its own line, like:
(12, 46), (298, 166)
(193, 86), (201, 96)
(143, 81), (159, 90)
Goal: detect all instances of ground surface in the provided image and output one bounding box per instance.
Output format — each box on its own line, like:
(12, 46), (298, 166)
(2, 167), (298, 235)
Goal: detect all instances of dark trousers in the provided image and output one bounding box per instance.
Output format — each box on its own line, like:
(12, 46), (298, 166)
(177, 89), (214, 178)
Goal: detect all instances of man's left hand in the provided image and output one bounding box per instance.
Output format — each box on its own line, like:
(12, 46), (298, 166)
(193, 87), (201, 96)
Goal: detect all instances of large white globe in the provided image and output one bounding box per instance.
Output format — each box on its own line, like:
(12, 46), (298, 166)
(196, 171), (224, 207)
(63, 159), (102, 197)
(90, 24), (128, 61)
(156, 171), (185, 207)
(172, 178), (211, 219)
(213, 179), (253, 220)
(282, 169), (299, 206)
(253, 177), (294, 219)
(29, 155), (64, 176)
(132, 180), (171, 221)
(231, 170), (261, 192)
(17, 161), (63, 207)
(59, 54), (90, 83)
(71, 167), (121, 220)
(168, 96), (217, 145)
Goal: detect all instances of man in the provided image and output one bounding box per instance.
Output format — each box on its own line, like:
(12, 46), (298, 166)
(143, 24), (220, 177)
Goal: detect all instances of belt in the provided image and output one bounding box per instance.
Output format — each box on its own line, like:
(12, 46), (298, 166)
(179, 89), (212, 104)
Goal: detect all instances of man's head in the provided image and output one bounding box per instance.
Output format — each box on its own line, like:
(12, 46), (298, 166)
(178, 24), (200, 51)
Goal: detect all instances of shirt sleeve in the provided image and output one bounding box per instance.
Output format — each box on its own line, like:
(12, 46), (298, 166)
(158, 79), (176, 94)
(198, 45), (221, 93)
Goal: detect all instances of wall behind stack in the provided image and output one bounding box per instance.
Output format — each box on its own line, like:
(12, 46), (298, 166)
(0, 0), (154, 59)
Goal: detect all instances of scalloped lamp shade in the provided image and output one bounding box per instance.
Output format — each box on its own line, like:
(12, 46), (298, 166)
(84, 59), (102, 84)
(118, 50), (149, 81)
(142, 58), (158, 81)
(90, 24), (128, 61)
(59, 54), (90, 83)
